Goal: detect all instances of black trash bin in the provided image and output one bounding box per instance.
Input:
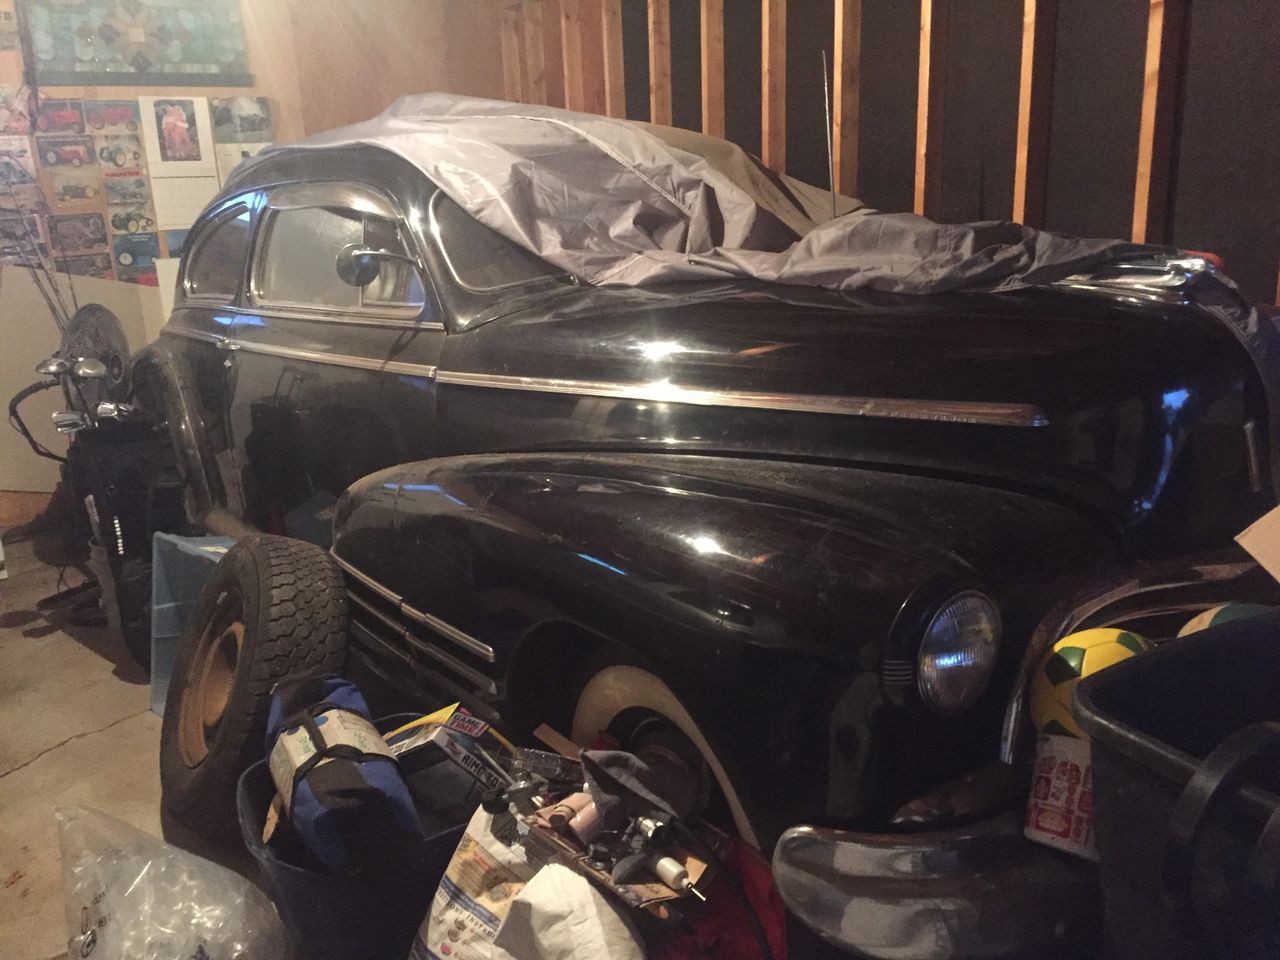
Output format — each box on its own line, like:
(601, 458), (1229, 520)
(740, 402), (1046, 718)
(1074, 609), (1280, 960)
(237, 717), (474, 960)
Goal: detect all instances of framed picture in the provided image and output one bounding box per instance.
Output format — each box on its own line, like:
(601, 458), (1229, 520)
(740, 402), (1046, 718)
(104, 175), (150, 207)
(26, 0), (251, 87)
(0, 209), (47, 262)
(36, 135), (96, 170)
(35, 98), (85, 134)
(50, 168), (105, 209)
(48, 212), (109, 255)
(56, 253), (115, 280)
(83, 100), (141, 135)
(94, 134), (146, 175)
(0, 86), (32, 135)
(211, 97), (272, 144)
(0, 135), (36, 184)
(139, 96), (216, 178)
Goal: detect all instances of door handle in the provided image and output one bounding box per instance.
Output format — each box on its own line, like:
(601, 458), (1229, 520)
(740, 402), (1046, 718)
(216, 339), (241, 352)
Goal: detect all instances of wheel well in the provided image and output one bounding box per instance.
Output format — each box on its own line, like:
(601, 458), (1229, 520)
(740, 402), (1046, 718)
(503, 620), (624, 741)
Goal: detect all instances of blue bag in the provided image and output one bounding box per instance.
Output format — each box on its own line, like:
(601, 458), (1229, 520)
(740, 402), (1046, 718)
(265, 674), (424, 873)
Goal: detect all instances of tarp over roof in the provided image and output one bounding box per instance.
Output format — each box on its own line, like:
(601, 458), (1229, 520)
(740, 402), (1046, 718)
(253, 93), (1165, 294)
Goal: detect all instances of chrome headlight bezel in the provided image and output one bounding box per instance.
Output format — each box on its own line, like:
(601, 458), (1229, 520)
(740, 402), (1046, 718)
(915, 589), (1002, 716)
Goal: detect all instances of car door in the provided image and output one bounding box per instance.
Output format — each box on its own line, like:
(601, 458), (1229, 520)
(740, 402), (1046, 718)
(226, 180), (445, 542)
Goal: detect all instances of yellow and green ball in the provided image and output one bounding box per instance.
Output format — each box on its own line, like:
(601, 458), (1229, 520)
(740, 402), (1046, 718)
(1177, 603), (1273, 637)
(1030, 628), (1151, 738)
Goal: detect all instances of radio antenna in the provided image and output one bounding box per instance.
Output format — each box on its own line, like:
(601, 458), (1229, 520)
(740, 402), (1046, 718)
(821, 49), (837, 221)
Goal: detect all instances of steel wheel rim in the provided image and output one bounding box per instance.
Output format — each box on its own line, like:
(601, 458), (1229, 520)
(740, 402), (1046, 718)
(178, 590), (244, 767)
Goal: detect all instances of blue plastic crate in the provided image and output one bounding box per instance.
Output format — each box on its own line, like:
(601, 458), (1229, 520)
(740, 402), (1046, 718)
(150, 533), (236, 716)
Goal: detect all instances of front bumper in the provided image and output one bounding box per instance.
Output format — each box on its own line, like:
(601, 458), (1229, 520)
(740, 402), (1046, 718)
(772, 813), (1100, 959)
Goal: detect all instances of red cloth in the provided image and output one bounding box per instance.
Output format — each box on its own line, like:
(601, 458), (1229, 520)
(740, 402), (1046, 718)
(651, 839), (787, 960)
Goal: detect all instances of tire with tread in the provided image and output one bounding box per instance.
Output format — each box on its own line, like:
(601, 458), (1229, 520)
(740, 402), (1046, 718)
(159, 534), (347, 840)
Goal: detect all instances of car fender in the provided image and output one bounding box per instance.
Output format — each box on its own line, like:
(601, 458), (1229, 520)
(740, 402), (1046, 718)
(127, 342), (227, 521)
(333, 453), (1049, 832)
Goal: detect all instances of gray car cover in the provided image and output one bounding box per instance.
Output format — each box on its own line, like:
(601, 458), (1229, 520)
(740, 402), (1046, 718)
(245, 93), (1164, 295)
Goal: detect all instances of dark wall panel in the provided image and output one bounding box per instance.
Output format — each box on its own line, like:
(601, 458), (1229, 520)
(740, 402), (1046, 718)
(622, 0), (651, 121)
(857, 0), (918, 212)
(936, 0), (1021, 222)
(723, 1), (763, 157)
(1042, 0), (1146, 240)
(670, 0), (703, 129)
(785, 0), (835, 189)
(1171, 1), (1280, 304)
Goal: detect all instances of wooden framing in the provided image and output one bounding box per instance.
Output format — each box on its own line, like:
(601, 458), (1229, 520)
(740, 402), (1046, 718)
(700, 0), (725, 137)
(601, 0), (626, 118)
(832, 0), (861, 197)
(541, 0), (567, 107)
(1132, 0), (1187, 244)
(914, 0), (948, 217)
(1012, 0), (1057, 227)
(578, 0), (607, 115)
(521, 0), (549, 105)
(500, 1), (526, 103)
(648, 0), (672, 125)
(560, 0), (585, 110)
(761, 0), (786, 170)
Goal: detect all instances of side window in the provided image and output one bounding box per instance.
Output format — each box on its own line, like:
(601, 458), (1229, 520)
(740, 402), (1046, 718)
(362, 216), (426, 307)
(184, 205), (252, 302)
(256, 204), (425, 313)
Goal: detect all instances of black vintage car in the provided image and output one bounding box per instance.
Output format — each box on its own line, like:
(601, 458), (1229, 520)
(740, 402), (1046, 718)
(110, 140), (1278, 955)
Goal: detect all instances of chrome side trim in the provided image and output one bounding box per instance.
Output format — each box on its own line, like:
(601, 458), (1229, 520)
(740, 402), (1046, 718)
(161, 326), (226, 347)
(334, 553), (403, 606)
(160, 326), (438, 378)
(332, 551), (496, 662)
(347, 594), (499, 694)
(436, 370), (1050, 428)
(230, 303), (445, 331)
(401, 601), (497, 663)
(222, 338), (438, 378)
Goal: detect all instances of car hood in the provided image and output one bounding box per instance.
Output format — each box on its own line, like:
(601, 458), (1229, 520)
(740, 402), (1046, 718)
(449, 281), (1239, 423)
(439, 280), (1268, 549)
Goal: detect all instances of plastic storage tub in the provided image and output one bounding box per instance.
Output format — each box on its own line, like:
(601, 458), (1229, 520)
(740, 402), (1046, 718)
(1074, 609), (1280, 960)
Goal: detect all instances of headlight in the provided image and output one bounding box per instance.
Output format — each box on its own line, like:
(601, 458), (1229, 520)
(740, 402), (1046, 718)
(917, 590), (1001, 714)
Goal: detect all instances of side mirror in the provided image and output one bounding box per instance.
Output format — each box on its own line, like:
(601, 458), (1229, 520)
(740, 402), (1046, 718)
(336, 243), (382, 287)
(335, 243), (420, 288)
(73, 358), (108, 380)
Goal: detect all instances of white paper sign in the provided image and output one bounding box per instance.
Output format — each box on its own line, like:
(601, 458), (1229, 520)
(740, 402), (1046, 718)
(139, 96), (217, 179)
(151, 176), (219, 231)
(215, 141), (267, 185)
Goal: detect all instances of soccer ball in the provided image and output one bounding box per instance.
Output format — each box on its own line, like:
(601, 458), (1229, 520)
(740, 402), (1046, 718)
(1177, 603), (1273, 637)
(1029, 628), (1150, 738)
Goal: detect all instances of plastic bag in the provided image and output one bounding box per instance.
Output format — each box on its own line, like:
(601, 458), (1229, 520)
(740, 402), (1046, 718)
(57, 806), (292, 960)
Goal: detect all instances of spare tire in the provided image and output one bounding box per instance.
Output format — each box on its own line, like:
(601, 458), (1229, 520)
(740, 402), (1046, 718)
(160, 535), (348, 840)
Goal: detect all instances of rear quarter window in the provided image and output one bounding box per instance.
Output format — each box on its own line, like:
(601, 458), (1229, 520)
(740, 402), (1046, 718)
(184, 205), (253, 302)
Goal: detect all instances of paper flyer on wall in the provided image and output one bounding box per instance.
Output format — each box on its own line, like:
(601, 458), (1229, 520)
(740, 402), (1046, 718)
(151, 175), (218, 230)
(215, 141), (266, 185)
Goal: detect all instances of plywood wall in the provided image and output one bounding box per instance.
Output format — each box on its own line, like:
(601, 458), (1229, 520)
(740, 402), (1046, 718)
(287, 0), (505, 135)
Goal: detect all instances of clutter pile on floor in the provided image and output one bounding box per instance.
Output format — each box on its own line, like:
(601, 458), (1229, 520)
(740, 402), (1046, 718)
(59, 671), (786, 960)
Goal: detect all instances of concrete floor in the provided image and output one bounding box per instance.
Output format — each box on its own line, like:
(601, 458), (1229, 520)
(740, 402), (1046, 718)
(0, 535), (161, 960)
